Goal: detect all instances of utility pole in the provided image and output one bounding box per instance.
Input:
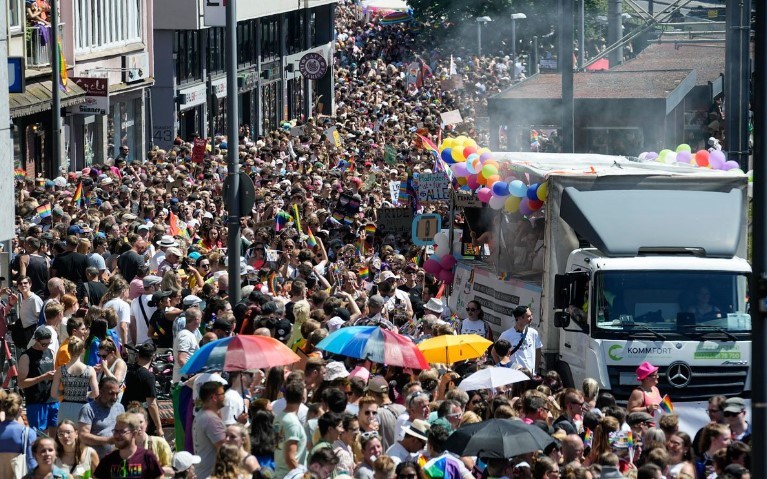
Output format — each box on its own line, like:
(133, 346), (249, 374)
(724, 0), (752, 170)
(560, 0), (574, 152)
(50, 0), (62, 174)
(225, 0), (241, 305)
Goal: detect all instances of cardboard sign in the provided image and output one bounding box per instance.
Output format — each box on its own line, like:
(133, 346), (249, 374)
(376, 208), (413, 235)
(412, 214), (442, 246)
(414, 172), (450, 202)
(440, 109), (463, 126)
(388, 180), (400, 203)
(384, 145), (397, 166)
(192, 138), (208, 164)
(290, 125), (306, 137)
(324, 126), (342, 147)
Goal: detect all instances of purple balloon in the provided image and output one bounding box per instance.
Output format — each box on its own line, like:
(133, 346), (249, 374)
(440, 255), (457, 270)
(453, 163), (469, 177)
(519, 198), (533, 216)
(423, 259), (442, 275)
(479, 152), (494, 163)
(676, 151), (691, 163)
(722, 160), (740, 171)
(645, 151), (659, 161)
(438, 268), (454, 283)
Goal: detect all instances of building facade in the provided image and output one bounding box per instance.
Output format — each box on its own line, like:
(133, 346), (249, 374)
(8, 0), (154, 177)
(151, 0), (337, 149)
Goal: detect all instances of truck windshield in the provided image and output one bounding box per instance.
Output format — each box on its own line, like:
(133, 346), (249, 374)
(593, 271), (750, 336)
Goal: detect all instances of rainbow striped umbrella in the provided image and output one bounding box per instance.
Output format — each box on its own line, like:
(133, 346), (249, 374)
(181, 335), (300, 374)
(380, 11), (413, 25)
(317, 326), (429, 369)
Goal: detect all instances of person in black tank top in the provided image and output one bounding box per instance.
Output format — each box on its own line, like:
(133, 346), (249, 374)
(18, 326), (58, 435)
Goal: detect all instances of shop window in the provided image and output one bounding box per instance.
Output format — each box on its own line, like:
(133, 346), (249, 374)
(237, 20), (256, 66)
(261, 82), (280, 133)
(74, 0), (142, 53)
(286, 11), (306, 55)
(10, 0), (22, 31)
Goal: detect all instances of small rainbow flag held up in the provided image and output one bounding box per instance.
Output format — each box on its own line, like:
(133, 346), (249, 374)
(36, 203), (52, 218)
(659, 394), (674, 413)
(364, 224), (376, 235)
(358, 266), (370, 280)
(292, 204), (303, 235)
(306, 227), (318, 248)
(626, 431), (635, 463)
(275, 211), (292, 231)
(14, 169), (27, 182)
(583, 428), (593, 448)
(72, 181), (83, 207)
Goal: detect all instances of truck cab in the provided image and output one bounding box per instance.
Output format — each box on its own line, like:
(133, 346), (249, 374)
(555, 250), (751, 401)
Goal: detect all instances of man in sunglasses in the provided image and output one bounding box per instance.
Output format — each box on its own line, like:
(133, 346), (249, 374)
(18, 325), (57, 436)
(722, 397), (751, 442)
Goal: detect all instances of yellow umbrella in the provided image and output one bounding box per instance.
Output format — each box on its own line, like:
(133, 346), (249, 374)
(417, 334), (493, 364)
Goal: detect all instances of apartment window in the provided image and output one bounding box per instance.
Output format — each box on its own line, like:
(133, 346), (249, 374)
(207, 28), (226, 75)
(175, 30), (202, 84)
(74, 0), (142, 53)
(9, 0), (22, 30)
(286, 11), (305, 55)
(260, 16), (279, 62)
(237, 20), (256, 66)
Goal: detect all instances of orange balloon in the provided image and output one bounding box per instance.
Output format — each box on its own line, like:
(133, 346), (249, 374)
(485, 174), (501, 187)
(477, 171), (488, 185)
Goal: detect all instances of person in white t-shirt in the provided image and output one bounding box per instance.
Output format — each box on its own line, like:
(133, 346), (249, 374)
(173, 307), (201, 384)
(460, 300), (493, 340)
(130, 275), (161, 346)
(498, 306), (542, 375)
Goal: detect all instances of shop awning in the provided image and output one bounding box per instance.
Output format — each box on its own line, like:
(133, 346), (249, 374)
(10, 80), (87, 119)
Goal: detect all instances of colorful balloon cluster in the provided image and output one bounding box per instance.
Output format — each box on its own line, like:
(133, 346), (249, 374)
(639, 144), (745, 174)
(423, 231), (457, 284)
(439, 136), (549, 215)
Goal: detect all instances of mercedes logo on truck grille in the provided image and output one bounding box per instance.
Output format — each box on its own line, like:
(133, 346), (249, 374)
(667, 361), (692, 388)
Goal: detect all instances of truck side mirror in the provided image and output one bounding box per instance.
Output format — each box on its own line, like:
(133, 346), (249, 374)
(554, 274), (570, 309)
(554, 311), (570, 328)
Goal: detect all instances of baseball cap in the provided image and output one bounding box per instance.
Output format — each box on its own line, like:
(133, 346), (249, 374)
(368, 295), (385, 307)
(723, 397), (746, 414)
(142, 275), (162, 289)
(173, 451), (201, 473)
(34, 326), (52, 341)
(366, 376), (389, 394)
(67, 225), (84, 235)
(626, 411), (655, 426)
(273, 318), (292, 342)
(149, 290), (174, 307)
(380, 271), (399, 282)
(182, 295), (203, 308)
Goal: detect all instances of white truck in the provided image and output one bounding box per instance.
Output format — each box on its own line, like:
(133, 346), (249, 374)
(448, 153), (751, 403)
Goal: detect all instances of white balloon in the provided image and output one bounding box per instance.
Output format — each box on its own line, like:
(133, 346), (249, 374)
(434, 232), (449, 249)
(489, 195), (506, 210)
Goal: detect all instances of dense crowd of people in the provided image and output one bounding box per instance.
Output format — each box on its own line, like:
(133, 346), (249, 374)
(0, 1), (754, 479)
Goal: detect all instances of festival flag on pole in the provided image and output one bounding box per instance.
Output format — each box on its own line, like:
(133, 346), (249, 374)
(583, 429), (593, 448)
(358, 266), (370, 280)
(14, 169), (27, 182)
(275, 211), (292, 231)
(58, 37), (68, 92)
(659, 395), (674, 414)
(36, 203), (52, 218)
(449, 55), (457, 76)
(72, 181), (83, 207)
(292, 204), (303, 235)
(306, 227), (318, 248)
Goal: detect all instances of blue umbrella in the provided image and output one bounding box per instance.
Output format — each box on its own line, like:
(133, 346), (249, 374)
(316, 326), (429, 369)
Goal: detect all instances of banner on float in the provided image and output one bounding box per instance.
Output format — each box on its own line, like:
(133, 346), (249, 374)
(449, 262), (542, 332)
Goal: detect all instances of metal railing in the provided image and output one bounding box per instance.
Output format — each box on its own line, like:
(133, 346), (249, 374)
(26, 23), (64, 69)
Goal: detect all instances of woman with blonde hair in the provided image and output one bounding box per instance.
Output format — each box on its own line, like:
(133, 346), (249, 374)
(54, 419), (99, 478)
(50, 337), (99, 423)
(0, 392), (36, 477)
(95, 337), (126, 399)
(225, 423), (260, 474)
(210, 443), (245, 479)
(584, 416), (621, 466)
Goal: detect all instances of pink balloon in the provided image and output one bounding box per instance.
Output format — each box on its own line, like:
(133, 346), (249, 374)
(676, 151), (691, 163)
(423, 259), (442, 275)
(722, 160), (740, 171)
(440, 255), (457, 270)
(438, 269), (454, 283)
(467, 174), (480, 190)
(477, 187), (492, 203)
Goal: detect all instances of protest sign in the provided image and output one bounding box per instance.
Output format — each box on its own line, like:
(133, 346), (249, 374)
(414, 172), (450, 202)
(376, 208), (413, 235)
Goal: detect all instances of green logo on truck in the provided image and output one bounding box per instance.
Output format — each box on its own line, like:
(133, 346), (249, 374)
(608, 345), (623, 361)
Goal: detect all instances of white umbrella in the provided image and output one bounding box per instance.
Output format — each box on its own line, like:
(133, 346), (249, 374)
(458, 367), (530, 391)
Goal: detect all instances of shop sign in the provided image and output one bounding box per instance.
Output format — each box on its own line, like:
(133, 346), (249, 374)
(211, 77), (227, 99)
(8, 57), (25, 93)
(298, 52), (327, 80)
(178, 84), (207, 110)
(238, 70), (257, 93)
(71, 77), (109, 115)
(203, 0), (226, 27)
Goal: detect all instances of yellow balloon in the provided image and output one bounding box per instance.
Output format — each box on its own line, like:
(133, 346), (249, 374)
(505, 196), (521, 213)
(477, 147), (492, 155)
(441, 138), (454, 150)
(451, 148), (466, 163)
(536, 182), (548, 201)
(463, 138), (478, 149)
(457, 177), (468, 186)
(455, 135), (468, 144)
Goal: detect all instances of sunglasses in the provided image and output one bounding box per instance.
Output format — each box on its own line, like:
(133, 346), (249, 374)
(724, 411), (742, 417)
(466, 307), (479, 312)
(360, 431), (380, 440)
(363, 410), (378, 416)
(99, 353), (110, 359)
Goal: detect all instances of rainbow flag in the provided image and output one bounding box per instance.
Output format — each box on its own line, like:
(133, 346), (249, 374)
(72, 181), (83, 207)
(275, 211), (292, 231)
(14, 169), (27, 182)
(57, 38), (68, 92)
(36, 203), (51, 218)
(306, 227), (318, 247)
(423, 456), (461, 479)
(583, 428), (592, 447)
(659, 394), (674, 413)
(364, 224), (376, 235)
(416, 133), (440, 156)
(626, 431), (634, 448)
(358, 266), (370, 279)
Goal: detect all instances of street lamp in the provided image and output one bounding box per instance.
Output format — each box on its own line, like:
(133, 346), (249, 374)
(510, 13), (527, 79)
(476, 16), (492, 57)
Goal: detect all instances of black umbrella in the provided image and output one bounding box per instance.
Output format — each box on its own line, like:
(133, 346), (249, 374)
(446, 419), (555, 459)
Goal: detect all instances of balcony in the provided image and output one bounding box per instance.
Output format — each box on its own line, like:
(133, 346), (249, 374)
(26, 23), (64, 69)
